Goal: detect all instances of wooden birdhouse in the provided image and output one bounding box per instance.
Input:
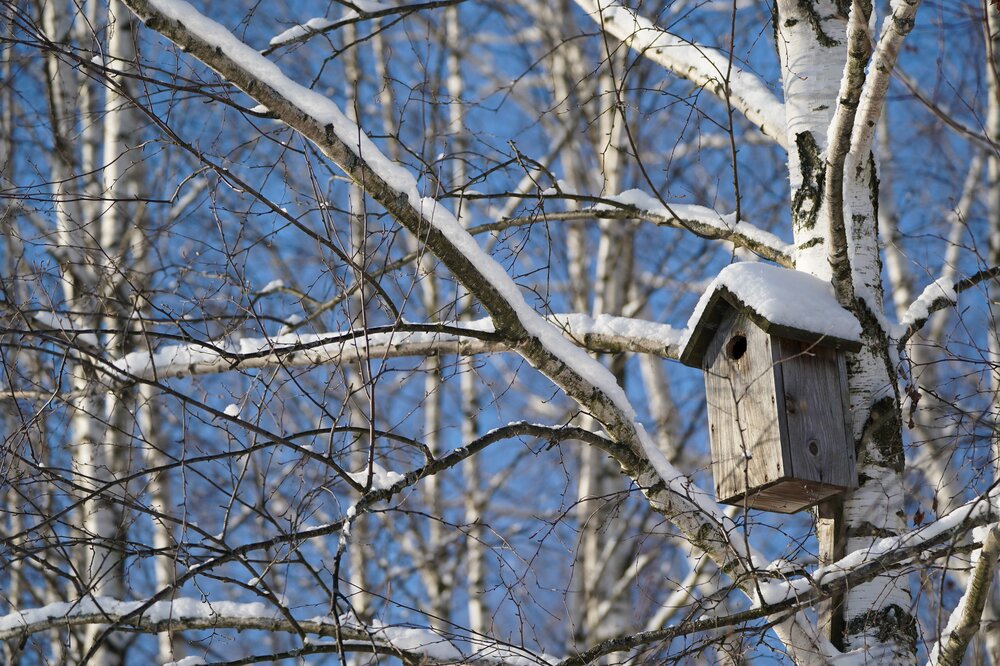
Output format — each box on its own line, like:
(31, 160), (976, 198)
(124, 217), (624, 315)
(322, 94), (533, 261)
(679, 263), (862, 513)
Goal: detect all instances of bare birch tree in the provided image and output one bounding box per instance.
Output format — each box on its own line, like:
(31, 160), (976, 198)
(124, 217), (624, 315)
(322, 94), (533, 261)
(2, 0), (1000, 664)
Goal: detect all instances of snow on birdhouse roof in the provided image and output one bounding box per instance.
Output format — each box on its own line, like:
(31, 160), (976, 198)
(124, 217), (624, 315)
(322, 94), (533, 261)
(679, 263), (863, 367)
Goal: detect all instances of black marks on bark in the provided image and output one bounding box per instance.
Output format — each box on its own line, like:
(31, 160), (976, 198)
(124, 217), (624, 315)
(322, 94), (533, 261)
(772, 1), (781, 54)
(852, 296), (896, 393)
(792, 132), (825, 232)
(866, 151), (879, 221)
(892, 14), (916, 34)
(859, 395), (904, 470)
(796, 0), (841, 47)
(851, 214), (867, 235)
(847, 522), (899, 539)
(846, 604), (917, 655)
(848, 294), (905, 468)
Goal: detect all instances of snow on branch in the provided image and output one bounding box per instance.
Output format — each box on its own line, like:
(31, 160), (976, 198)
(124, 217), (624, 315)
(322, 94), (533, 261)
(568, 488), (999, 665)
(894, 266), (1000, 349)
(112, 322), (505, 379)
(0, 596), (486, 664)
(751, 486), (1000, 612)
(512, 188), (794, 266)
(263, 0), (466, 54)
(470, 189), (793, 265)
(572, 0), (787, 148)
(927, 524), (1000, 666)
(109, 315), (683, 380)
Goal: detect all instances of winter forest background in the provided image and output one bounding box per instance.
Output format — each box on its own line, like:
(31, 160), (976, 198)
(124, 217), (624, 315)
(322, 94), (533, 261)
(1, 0), (999, 664)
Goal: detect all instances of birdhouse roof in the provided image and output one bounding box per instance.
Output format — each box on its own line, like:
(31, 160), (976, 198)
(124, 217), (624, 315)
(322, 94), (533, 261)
(679, 263), (863, 367)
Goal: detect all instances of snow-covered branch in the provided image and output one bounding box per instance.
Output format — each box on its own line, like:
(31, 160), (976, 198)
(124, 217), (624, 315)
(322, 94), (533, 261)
(111, 323), (503, 379)
(563, 487), (999, 665)
(262, 1), (466, 54)
(109, 314), (683, 380)
(752, 486), (1000, 611)
(895, 266), (1000, 349)
(0, 596), (492, 664)
(499, 190), (793, 266)
(928, 524), (1000, 666)
(572, 0), (787, 148)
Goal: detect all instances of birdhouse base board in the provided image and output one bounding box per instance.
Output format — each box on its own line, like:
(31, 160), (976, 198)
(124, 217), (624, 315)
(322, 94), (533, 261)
(718, 478), (848, 514)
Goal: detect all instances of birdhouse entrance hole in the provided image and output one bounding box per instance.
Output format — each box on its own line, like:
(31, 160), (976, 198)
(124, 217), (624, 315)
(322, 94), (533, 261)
(727, 334), (747, 360)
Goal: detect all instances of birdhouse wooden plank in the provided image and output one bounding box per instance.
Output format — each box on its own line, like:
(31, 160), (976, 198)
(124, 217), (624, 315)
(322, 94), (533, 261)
(680, 263), (862, 514)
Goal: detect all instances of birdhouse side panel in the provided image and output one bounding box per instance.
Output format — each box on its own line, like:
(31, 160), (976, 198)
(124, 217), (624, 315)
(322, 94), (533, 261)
(773, 338), (858, 490)
(703, 311), (788, 504)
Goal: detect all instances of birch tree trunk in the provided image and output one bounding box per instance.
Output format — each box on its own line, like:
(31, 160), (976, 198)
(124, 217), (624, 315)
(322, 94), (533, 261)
(777, 1), (914, 658)
(983, 3), (1000, 662)
(342, 18), (378, 633)
(83, 3), (147, 661)
(39, 2), (120, 661)
(443, 4), (490, 638)
(565, 38), (642, 653)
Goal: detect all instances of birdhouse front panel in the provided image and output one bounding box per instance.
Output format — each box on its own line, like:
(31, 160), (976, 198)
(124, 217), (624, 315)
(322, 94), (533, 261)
(704, 309), (788, 505)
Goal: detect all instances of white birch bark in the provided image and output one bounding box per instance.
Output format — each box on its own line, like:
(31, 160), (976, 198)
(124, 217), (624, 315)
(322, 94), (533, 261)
(776, 0), (847, 277)
(778, 1), (915, 659)
(39, 3), (111, 661)
(343, 19), (375, 630)
(139, 382), (185, 662)
(445, 4), (489, 638)
(983, 5), (1000, 662)
(81, 3), (145, 661)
